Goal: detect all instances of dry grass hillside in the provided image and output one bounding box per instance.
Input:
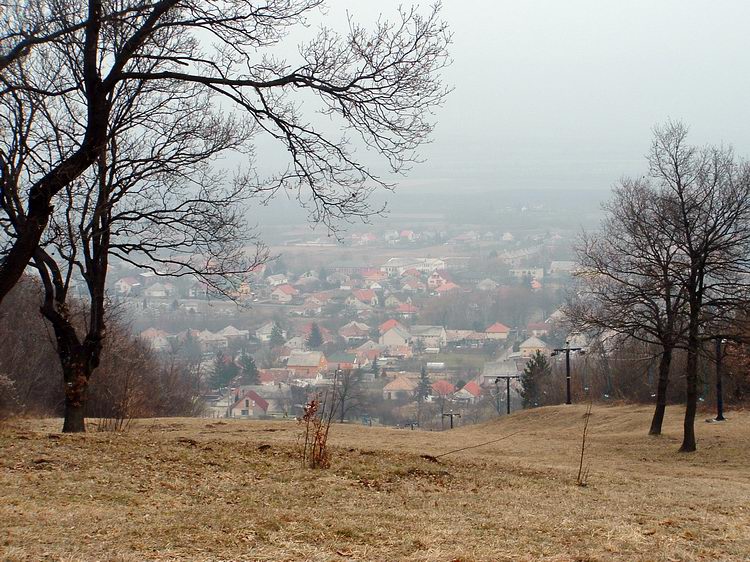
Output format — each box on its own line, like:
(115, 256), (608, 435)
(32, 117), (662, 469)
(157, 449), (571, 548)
(1, 405), (749, 561)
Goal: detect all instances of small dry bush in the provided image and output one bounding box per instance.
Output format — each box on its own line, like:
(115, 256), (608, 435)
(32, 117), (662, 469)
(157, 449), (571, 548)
(298, 395), (334, 469)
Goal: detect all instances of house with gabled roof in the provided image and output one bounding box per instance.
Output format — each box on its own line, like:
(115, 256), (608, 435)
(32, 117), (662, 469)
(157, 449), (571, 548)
(396, 303), (418, 318)
(383, 376), (417, 400)
(197, 329), (229, 351)
(139, 328), (170, 351)
(328, 352), (358, 371)
(229, 390), (269, 418)
(379, 325), (411, 348)
(479, 359), (521, 385)
(143, 282), (176, 299)
(256, 321), (284, 342)
(379, 318), (406, 334)
(401, 277), (426, 293)
(383, 345), (413, 359)
(115, 276), (141, 296)
(218, 325), (250, 342)
(347, 289), (379, 307)
(357, 340), (385, 353)
(410, 325), (447, 348)
(271, 284), (298, 303)
(284, 336), (306, 351)
(230, 384), (293, 417)
(435, 281), (460, 295)
(299, 322), (333, 345)
(259, 369), (294, 386)
(485, 322), (511, 340)
(302, 297), (323, 316)
(527, 323), (550, 337)
(428, 269), (453, 290)
(384, 294), (402, 308)
(454, 381), (483, 403)
(519, 336), (550, 358)
(338, 321), (370, 343)
(431, 380), (456, 397)
(286, 350), (327, 378)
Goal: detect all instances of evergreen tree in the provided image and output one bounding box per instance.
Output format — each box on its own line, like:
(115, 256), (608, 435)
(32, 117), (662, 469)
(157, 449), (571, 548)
(269, 322), (285, 348)
(239, 353), (259, 385)
(415, 364), (432, 426)
(306, 322), (323, 349)
(211, 352), (239, 389)
(521, 351), (550, 408)
(416, 365), (431, 401)
(179, 330), (203, 363)
(370, 357), (379, 374)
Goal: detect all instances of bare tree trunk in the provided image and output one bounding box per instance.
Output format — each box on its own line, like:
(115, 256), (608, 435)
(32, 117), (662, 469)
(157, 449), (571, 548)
(649, 348), (672, 435)
(61, 351), (91, 433)
(680, 328), (700, 452)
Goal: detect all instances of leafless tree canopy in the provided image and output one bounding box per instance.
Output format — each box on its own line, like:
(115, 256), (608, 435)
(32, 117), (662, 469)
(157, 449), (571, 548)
(0, 0), (451, 303)
(571, 120), (750, 450)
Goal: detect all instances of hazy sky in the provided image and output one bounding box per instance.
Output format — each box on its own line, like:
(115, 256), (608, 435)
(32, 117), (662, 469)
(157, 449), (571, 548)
(297, 1), (750, 193)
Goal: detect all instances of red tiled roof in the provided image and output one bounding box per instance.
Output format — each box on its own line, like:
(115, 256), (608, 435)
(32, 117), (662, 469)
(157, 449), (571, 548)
(259, 369), (293, 384)
(379, 319), (404, 334)
(354, 349), (381, 363)
(486, 322), (511, 333)
(461, 381), (482, 397)
(232, 390), (269, 413)
(352, 289), (377, 301)
(384, 376), (417, 392)
(431, 380), (456, 396)
(274, 284), (298, 295)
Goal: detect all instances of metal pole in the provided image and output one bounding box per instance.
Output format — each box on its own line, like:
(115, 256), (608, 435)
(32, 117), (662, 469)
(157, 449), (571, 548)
(565, 349), (572, 405)
(495, 378), (500, 415)
(506, 376), (511, 415)
(716, 339), (725, 421)
(442, 412), (460, 429)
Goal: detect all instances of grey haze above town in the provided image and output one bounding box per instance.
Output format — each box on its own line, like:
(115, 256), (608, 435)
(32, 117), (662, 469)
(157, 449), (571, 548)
(249, 0), (750, 228)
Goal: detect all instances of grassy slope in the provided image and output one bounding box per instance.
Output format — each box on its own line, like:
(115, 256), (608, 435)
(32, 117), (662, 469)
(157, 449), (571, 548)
(1, 404), (749, 562)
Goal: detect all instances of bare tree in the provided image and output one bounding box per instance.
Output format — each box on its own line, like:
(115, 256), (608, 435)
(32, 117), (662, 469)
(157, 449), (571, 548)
(333, 368), (363, 423)
(570, 178), (687, 435)
(0, 0), (451, 305)
(576, 121), (750, 451)
(2, 57), (266, 431)
(651, 121), (750, 452)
